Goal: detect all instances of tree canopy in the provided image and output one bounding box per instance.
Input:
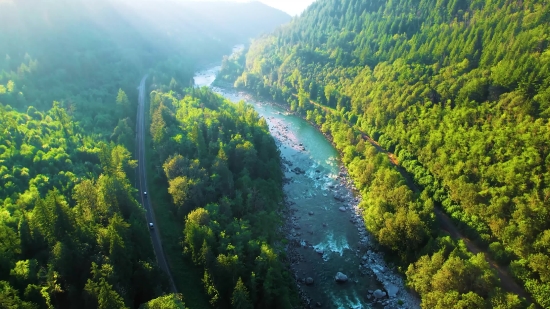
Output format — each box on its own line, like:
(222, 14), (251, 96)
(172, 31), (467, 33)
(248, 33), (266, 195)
(148, 86), (298, 308)
(0, 0), (291, 308)
(226, 0), (550, 307)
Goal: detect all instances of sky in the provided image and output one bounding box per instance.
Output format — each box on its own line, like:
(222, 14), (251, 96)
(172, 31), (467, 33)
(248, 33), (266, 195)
(250, 0), (316, 16)
(202, 0), (316, 16)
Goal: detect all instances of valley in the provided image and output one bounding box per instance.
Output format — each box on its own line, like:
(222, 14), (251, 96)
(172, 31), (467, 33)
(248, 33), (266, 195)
(1, 0), (549, 308)
(195, 63), (419, 309)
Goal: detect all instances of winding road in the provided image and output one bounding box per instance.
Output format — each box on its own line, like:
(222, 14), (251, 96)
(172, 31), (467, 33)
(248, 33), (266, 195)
(136, 75), (177, 293)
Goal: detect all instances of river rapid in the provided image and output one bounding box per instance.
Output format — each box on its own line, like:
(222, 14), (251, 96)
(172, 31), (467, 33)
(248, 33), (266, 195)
(193, 48), (419, 309)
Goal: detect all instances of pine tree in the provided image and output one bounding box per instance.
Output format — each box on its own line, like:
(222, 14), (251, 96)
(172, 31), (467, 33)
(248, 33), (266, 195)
(231, 277), (252, 309)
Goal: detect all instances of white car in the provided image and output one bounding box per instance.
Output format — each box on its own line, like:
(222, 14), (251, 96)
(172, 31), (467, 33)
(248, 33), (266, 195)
(143, 191), (147, 197)
(149, 222), (154, 229)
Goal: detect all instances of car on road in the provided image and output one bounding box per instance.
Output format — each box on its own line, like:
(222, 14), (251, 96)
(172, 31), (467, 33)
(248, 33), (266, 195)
(143, 191), (147, 197)
(149, 222), (154, 229)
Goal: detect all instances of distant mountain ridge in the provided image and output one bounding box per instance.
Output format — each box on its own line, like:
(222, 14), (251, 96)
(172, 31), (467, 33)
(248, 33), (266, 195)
(0, 0), (290, 112)
(0, 0), (291, 62)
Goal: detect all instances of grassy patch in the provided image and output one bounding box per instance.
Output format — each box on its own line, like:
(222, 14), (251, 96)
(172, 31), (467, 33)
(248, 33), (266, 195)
(144, 100), (211, 308)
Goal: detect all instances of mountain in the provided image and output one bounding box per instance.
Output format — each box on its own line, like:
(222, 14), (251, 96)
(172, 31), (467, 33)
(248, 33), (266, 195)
(0, 0), (290, 114)
(0, 1), (293, 308)
(228, 0), (550, 307)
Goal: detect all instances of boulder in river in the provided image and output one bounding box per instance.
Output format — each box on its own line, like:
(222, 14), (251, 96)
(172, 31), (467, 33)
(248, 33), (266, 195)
(373, 289), (386, 299)
(334, 195), (345, 202)
(384, 283), (399, 298)
(305, 277), (314, 285)
(339, 207), (347, 212)
(308, 211), (314, 216)
(334, 272), (348, 283)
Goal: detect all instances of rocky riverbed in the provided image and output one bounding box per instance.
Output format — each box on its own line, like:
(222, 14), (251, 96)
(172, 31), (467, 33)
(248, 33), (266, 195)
(281, 154), (419, 309)
(194, 63), (420, 309)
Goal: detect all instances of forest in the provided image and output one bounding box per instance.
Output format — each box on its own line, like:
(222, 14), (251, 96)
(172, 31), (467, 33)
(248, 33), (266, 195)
(5, 0), (550, 307)
(224, 0), (550, 307)
(148, 86), (298, 308)
(0, 0), (291, 308)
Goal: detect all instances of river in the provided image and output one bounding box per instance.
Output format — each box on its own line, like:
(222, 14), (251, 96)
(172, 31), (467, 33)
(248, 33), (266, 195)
(193, 48), (419, 309)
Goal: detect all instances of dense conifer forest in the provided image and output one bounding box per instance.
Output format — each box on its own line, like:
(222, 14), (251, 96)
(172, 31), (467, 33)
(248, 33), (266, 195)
(0, 0), (291, 308)
(223, 0), (550, 307)
(148, 87), (297, 308)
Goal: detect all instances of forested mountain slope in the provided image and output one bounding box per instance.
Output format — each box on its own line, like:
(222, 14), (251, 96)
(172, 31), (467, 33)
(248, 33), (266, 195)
(148, 86), (297, 308)
(0, 0), (290, 134)
(228, 0), (550, 307)
(0, 1), (291, 308)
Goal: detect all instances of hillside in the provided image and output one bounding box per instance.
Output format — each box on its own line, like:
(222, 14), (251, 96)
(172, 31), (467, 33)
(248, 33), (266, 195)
(0, 0), (290, 119)
(0, 1), (292, 308)
(228, 0), (550, 307)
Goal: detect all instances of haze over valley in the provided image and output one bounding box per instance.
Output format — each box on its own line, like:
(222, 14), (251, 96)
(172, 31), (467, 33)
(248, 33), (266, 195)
(1, 0), (549, 308)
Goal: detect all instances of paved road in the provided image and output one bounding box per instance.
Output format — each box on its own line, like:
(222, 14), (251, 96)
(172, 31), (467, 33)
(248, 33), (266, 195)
(136, 75), (177, 293)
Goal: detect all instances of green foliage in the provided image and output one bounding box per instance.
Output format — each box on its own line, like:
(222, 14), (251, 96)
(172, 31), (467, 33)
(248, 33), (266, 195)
(150, 87), (296, 308)
(0, 104), (167, 308)
(229, 0), (550, 306)
(0, 1), (291, 308)
(231, 277), (253, 309)
(217, 51), (247, 86)
(139, 294), (186, 309)
(407, 248), (499, 304)
(84, 263), (128, 309)
(0, 281), (37, 309)
(0, 0), (290, 137)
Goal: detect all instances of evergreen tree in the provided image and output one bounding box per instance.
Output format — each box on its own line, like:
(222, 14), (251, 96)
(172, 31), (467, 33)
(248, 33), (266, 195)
(231, 277), (252, 309)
